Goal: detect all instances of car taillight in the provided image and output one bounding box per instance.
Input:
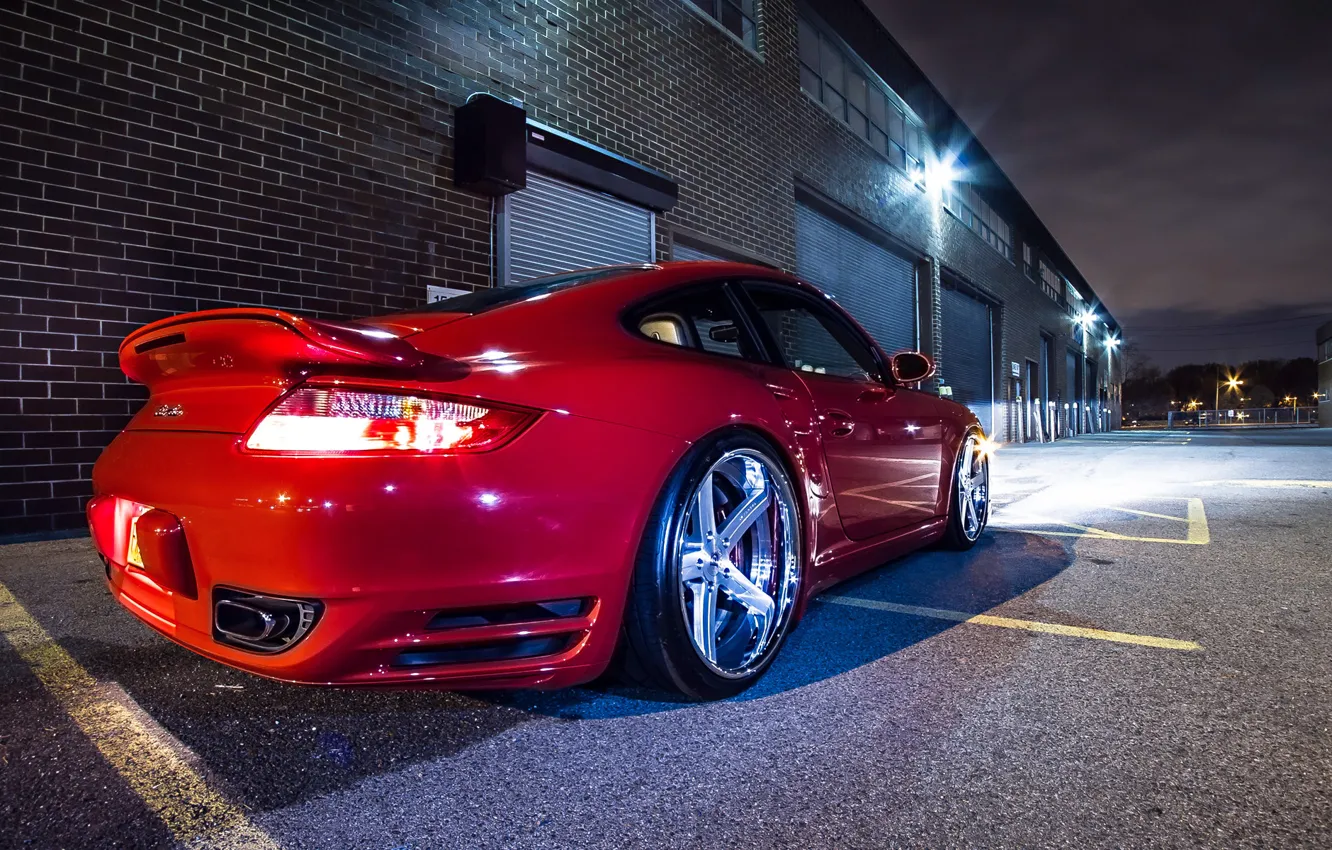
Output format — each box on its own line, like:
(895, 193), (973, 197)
(244, 387), (537, 454)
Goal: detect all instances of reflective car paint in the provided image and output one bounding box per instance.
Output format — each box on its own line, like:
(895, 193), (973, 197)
(90, 261), (982, 689)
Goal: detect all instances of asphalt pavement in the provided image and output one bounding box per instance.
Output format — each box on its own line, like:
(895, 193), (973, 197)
(2, 427), (1330, 849)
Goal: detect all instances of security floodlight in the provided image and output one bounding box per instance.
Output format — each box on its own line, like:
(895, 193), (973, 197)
(923, 156), (960, 197)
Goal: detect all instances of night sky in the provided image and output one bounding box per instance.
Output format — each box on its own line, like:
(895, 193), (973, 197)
(866, 0), (1332, 369)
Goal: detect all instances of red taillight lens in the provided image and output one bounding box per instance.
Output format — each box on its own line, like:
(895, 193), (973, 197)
(244, 387), (537, 454)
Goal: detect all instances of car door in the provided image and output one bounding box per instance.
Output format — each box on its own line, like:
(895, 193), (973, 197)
(739, 281), (944, 540)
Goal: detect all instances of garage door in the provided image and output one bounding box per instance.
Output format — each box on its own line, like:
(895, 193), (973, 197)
(794, 203), (915, 356)
(671, 241), (723, 261)
(941, 286), (994, 436)
(503, 172), (654, 284)
(1065, 348), (1078, 433)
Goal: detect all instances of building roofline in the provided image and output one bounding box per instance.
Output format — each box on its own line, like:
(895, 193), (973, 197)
(818, 0), (1119, 332)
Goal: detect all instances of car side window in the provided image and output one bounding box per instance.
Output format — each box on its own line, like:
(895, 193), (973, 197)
(634, 285), (759, 360)
(742, 283), (880, 381)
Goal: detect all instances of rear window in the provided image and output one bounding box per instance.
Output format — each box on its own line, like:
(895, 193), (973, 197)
(414, 266), (652, 314)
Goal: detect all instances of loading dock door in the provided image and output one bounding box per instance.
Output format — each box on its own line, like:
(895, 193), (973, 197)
(1039, 336), (1052, 405)
(502, 172), (654, 284)
(1065, 348), (1078, 433)
(794, 203), (915, 356)
(671, 242), (723, 261)
(940, 287), (995, 436)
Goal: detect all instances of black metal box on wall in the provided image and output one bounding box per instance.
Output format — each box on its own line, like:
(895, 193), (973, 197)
(454, 93), (527, 196)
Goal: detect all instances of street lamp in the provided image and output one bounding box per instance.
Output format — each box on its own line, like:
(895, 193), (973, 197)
(1215, 374), (1242, 413)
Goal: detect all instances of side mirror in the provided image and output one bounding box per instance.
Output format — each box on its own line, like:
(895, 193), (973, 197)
(890, 351), (935, 384)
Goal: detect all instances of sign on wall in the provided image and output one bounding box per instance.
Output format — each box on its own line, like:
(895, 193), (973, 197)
(426, 285), (470, 303)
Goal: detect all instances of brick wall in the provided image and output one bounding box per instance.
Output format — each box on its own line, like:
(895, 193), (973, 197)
(0, 0), (1106, 536)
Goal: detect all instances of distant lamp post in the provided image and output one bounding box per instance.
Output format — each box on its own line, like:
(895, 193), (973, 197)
(1284, 395), (1298, 422)
(1215, 374), (1242, 413)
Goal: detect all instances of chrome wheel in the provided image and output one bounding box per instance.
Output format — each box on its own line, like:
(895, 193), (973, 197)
(957, 434), (990, 542)
(675, 449), (800, 679)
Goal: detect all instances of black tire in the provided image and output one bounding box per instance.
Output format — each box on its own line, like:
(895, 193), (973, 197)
(940, 429), (991, 550)
(619, 431), (803, 700)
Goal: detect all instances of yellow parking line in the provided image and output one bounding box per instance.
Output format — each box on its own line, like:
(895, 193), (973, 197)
(0, 582), (280, 850)
(824, 595), (1202, 651)
(1185, 498), (1209, 544)
(997, 497), (1209, 545)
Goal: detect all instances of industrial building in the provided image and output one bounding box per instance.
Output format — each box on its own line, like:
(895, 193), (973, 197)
(0, 0), (1122, 536)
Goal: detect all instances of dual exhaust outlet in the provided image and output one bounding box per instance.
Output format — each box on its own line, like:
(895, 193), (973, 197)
(213, 588), (321, 653)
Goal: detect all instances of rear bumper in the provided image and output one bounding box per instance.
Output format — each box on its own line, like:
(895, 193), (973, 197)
(89, 414), (686, 689)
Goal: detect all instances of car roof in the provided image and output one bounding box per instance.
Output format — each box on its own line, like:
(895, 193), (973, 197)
(402, 261), (805, 317)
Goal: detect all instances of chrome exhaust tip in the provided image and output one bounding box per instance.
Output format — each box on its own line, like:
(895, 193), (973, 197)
(212, 587), (321, 653)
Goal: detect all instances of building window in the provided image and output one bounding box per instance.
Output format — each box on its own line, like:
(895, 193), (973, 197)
(1065, 280), (1082, 311)
(798, 15), (925, 175)
(687, 0), (757, 50)
(942, 184), (1012, 260)
(1319, 338), (1332, 363)
(1037, 260), (1063, 304)
(1022, 243), (1035, 279)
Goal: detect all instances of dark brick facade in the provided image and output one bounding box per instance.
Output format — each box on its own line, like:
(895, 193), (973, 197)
(0, 0), (1119, 536)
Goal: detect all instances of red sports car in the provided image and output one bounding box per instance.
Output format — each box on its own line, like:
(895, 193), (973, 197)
(88, 261), (991, 699)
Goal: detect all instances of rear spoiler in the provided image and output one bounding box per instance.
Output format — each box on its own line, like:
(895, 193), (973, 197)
(120, 308), (427, 388)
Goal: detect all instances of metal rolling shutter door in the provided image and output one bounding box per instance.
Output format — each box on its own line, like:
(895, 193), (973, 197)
(941, 287), (994, 436)
(504, 172), (654, 284)
(1039, 337), (1051, 404)
(671, 242), (723, 261)
(794, 204), (915, 356)
(1065, 349), (1077, 405)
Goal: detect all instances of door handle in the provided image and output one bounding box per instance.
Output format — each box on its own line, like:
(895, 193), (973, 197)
(824, 409), (855, 438)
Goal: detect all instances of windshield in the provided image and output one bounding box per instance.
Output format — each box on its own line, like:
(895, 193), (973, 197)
(413, 265), (655, 314)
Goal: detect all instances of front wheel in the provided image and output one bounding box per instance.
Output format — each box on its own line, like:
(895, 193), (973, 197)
(620, 433), (803, 700)
(940, 430), (991, 550)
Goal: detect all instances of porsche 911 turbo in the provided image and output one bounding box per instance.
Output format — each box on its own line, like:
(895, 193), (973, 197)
(89, 261), (991, 699)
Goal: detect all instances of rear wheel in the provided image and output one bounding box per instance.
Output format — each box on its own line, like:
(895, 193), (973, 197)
(621, 433), (803, 700)
(941, 430), (990, 550)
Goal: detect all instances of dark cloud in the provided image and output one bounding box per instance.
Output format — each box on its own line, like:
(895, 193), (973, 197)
(864, 0), (1332, 365)
(1113, 303), (1332, 369)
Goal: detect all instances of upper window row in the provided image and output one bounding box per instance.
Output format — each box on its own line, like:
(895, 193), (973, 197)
(943, 184), (1012, 261)
(1037, 260), (1063, 304)
(797, 17), (925, 175)
(687, 0), (757, 50)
